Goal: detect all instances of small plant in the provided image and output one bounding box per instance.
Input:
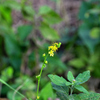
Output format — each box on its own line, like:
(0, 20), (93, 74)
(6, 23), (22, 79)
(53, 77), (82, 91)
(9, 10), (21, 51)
(48, 71), (100, 100)
(36, 42), (61, 100)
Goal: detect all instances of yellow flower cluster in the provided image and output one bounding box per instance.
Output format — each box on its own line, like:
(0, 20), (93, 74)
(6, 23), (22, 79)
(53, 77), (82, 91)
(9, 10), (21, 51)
(48, 42), (61, 57)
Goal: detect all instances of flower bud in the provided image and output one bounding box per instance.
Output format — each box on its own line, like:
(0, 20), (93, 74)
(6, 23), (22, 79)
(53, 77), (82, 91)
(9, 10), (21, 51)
(36, 74), (40, 79)
(57, 42), (61, 48)
(72, 79), (76, 85)
(43, 53), (46, 57)
(37, 96), (40, 99)
(73, 79), (76, 82)
(45, 60), (48, 64)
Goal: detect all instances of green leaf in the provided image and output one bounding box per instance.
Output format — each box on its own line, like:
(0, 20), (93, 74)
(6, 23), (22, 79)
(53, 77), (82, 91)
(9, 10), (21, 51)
(68, 95), (81, 100)
(22, 6), (35, 20)
(48, 74), (70, 86)
(89, 9), (100, 14)
(56, 92), (69, 100)
(7, 91), (23, 100)
(3, 1), (21, 10)
(1, 67), (13, 82)
(17, 25), (33, 41)
(39, 6), (62, 24)
(69, 59), (85, 68)
(40, 82), (55, 100)
(51, 83), (69, 95)
(78, 92), (100, 100)
(78, 1), (91, 20)
(71, 94), (81, 100)
(38, 6), (52, 15)
(4, 33), (22, 70)
(67, 71), (74, 82)
(0, 5), (12, 24)
(75, 71), (90, 85)
(42, 10), (62, 24)
(78, 24), (99, 54)
(40, 22), (59, 41)
(75, 85), (88, 94)
(65, 82), (72, 86)
(90, 28), (100, 39)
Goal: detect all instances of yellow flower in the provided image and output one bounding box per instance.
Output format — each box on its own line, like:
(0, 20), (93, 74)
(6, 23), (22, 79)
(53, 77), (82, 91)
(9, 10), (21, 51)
(48, 50), (54, 56)
(48, 46), (58, 51)
(48, 42), (61, 57)
(52, 45), (58, 51)
(48, 46), (54, 50)
(53, 43), (58, 46)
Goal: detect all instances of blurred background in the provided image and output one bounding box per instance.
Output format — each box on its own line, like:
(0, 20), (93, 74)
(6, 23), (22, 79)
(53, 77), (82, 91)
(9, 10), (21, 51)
(0, 0), (100, 99)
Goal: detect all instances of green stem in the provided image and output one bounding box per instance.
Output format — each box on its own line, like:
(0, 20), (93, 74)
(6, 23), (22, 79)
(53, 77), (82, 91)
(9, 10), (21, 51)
(36, 55), (48, 99)
(70, 85), (74, 95)
(36, 64), (44, 98)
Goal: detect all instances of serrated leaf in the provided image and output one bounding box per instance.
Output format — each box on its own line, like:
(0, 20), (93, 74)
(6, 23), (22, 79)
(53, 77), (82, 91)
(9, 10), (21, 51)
(72, 94), (81, 100)
(51, 83), (69, 100)
(56, 92), (69, 100)
(65, 82), (72, 86)
(75, 71), (90, 85)
(51, 83), (69, 95)
(68, 95), (75, 100)
(67, 71), (74, 82)
(48, 74), (68, 86)
(78, 92), (100, 100)
(75, 85), (88, 94)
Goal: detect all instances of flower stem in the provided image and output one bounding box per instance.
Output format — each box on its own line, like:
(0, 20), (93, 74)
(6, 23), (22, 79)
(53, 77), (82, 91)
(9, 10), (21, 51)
(70, 85), (74, 95)
(36, 55), (48, 99)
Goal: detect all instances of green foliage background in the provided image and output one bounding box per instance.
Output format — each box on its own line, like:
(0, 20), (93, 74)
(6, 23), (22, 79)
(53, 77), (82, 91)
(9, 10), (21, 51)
(0, 0), (100, 99)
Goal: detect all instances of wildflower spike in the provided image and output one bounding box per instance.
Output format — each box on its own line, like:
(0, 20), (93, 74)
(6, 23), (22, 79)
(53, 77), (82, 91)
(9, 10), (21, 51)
(48, 42), (61, 57)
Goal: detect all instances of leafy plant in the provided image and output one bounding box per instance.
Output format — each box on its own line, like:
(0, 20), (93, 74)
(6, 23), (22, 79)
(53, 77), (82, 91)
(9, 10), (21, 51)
(48, 71), (100, 100)
(36, 42), (61, 100)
